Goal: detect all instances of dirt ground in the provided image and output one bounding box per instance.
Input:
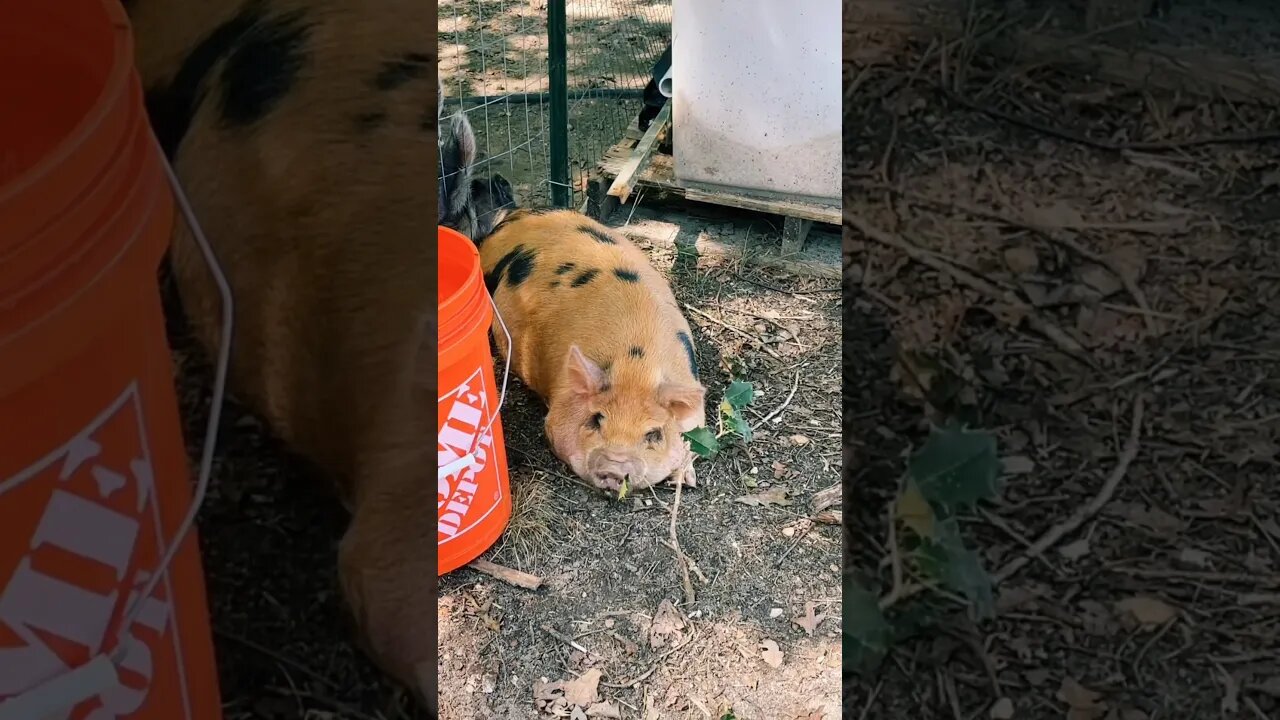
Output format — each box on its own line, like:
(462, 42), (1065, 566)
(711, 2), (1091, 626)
(845, 1), (1280, 719)
(437, 204), (843, 718)
(172, 207), (842, 720)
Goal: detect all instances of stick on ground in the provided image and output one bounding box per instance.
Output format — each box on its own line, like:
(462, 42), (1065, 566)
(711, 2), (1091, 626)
(468, 558), (544, 590)
(995, 396), (1145, 584)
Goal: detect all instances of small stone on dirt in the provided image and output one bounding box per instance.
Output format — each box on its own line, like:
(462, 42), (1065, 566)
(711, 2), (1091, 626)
(770, 607), (783, 618)
(990, 696), (1014, 719)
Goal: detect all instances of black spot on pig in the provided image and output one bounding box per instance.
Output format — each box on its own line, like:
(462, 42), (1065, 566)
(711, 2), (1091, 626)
(354, 111), (387, 132)
(676, 331), (698, 379)
(614, 268), (639, 283)
(554, 262), (576, 275)
(219, 9), (311, 127)
(629, 346), (644, 359)
(373, 52), (431, 91)
(571, 269), (599, 287)
(485, 244), (536, 294)
(145, 4), (264, 157)
(506, 249), (535, 287)
(580, 225), (617, 245)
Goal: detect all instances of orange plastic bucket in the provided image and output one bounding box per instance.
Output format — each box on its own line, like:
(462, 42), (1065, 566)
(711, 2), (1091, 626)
(0, 0), (223, 718)
(437, 226), (512, 575)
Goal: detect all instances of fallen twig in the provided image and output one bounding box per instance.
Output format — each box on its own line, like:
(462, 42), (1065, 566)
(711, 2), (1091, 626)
(468, 557), (544, 590)
(845, 210), (1094, 366)
(669, 471), (696, 604)
(995, 396), (1145, 584)
(540, 623), (603, 660)
(753, 371), (801, 430)
(213, 627), (341, 691)
(683, 303), (784, 360)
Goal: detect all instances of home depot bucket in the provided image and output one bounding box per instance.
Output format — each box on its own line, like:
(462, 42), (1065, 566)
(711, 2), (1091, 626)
(438, 226), (512, 575)
(0, 0), (223, 718)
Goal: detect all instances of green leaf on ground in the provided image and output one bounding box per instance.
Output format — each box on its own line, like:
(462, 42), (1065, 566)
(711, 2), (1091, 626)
(913, 518), (995, 619)
(683, 427), (720, 459)
(908, 425), (1001, 509)
(720, 400), (753, 443)
(844, 578), (892, 674)
(724, 379), (755, 409)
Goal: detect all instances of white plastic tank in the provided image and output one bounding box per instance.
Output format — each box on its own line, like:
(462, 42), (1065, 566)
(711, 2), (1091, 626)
(671, 0), (841, 204)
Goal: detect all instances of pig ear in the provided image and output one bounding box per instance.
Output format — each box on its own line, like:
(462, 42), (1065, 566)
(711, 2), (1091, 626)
(659, 382), (705, 424)
(566, 345), (607, 396)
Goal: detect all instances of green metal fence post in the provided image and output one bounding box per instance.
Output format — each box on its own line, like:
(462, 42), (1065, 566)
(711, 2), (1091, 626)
(547, 0), (570, 208)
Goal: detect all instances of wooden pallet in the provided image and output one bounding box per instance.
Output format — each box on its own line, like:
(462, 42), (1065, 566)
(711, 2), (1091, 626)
(595, 124), (840, 254)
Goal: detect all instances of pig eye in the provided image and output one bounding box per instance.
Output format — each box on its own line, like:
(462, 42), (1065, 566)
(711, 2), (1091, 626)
(645, 428), (663, 444)
(586, 412), (604, 431)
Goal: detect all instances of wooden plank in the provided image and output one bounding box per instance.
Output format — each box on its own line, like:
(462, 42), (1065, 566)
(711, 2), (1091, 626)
(781, 216), (813, 254)
(606, 103), (671, 204)
(684, 187), (840, 226)
(599, 136), (841, 226)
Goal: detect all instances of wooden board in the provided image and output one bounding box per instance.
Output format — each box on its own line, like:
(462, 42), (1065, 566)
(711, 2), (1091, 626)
(599, 137), (841, 227)
(606, 104), (670, 204)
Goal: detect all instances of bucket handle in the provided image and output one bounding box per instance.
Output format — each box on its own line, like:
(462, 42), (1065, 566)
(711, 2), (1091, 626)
(0, 133), (235, 719)
(438, 290), (513, 481)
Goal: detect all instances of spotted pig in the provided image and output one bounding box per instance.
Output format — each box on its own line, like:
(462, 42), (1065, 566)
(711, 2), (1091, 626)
(124, 0), (437, 711)
(478, 209), (707, 493)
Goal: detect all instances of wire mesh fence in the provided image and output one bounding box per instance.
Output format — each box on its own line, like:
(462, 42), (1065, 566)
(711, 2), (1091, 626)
(438, 0), (671, 214)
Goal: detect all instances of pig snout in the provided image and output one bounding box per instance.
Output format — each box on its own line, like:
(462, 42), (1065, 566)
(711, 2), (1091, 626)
(586, 447), (646, 491)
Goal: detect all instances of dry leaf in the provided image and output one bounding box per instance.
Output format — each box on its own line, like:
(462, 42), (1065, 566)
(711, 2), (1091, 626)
(535, 678), (565, 702)
(1058, 676), (1106, 719)
(586, 701), (622, 718)
(789, 434), (811, 446)
(791, 602), (827, 636)
(1114, 596), (1178, 625)
(760, 639), (784, 668)
(570, 706), (588, 720)
(563, 669), (602, 707)
(1077, 263), (1123, 297)
(896, 479), (935, 539)
(648, 599), (686, 649)
(735, 487), (793, 507)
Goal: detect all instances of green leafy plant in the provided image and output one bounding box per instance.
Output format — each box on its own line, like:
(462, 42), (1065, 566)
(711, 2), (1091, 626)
(682, 379), (755, 460)
(845, 423), (1002, 677)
